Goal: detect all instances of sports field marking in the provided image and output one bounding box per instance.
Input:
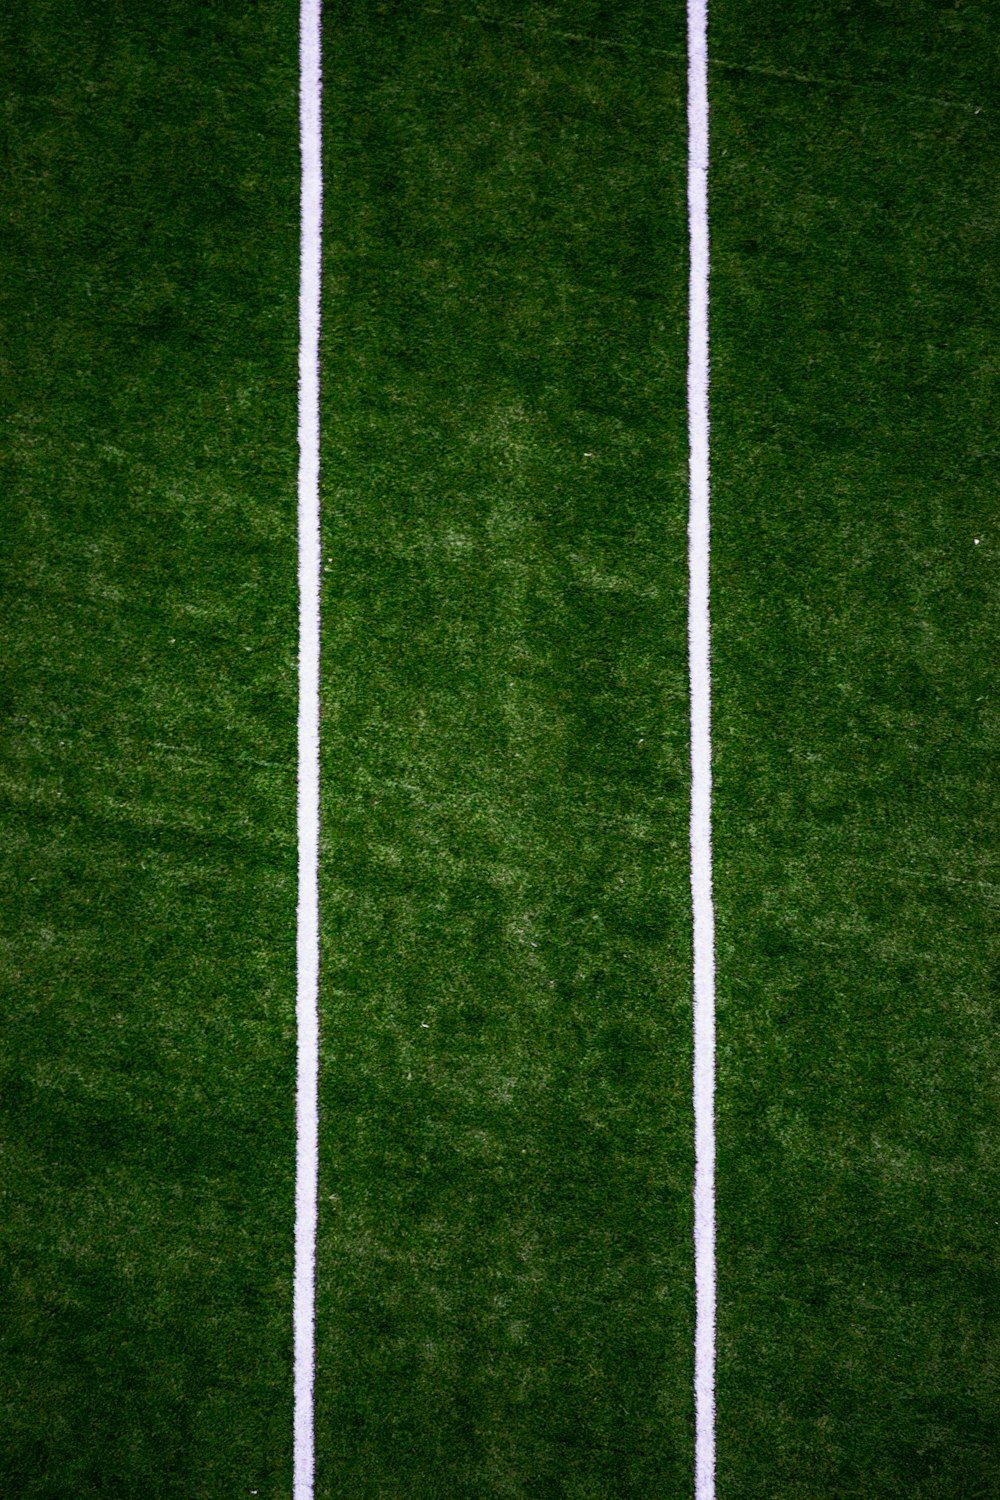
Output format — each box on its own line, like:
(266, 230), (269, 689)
(294, 0), (323, 1496)
(686, 1), (716, 1497)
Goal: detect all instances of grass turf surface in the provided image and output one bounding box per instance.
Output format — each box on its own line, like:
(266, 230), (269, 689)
(711, 4), (1000, 1495)
(316, 4), (694, 1495)
(1, 1), (300, 1493)
(2, 0), (999, 1496)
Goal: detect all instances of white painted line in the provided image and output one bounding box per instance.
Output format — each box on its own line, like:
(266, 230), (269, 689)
(686, 1), (716, 1498)
(294, 0), (323, 1496)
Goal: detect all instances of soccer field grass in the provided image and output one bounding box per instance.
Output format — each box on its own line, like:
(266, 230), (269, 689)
(2, 2), (999, 1496)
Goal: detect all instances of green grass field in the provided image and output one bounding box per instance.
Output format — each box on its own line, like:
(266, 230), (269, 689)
(2, 1), (998, 1496)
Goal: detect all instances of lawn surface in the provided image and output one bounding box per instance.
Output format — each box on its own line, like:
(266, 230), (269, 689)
(1, 2), (300, 1494)
(317, 4), (695, 1495)
(711, 4), (1000, 1494)
(2, 1), (998, 1496)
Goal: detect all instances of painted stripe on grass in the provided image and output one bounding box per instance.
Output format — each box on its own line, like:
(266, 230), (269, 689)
(294, 0), (322, 1496)
(687, 1), (716, 1498)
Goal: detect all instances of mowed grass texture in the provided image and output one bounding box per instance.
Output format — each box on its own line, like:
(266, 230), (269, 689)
(1, 2), (300, 1494)
(7, 1), (998, 1497)
(710, 4), (1000, 1497)
(317, 4), (694, 1496)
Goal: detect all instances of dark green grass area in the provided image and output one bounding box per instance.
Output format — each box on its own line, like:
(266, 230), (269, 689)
(1, 2), (300, 1494)
(711, 4), (1000, 1496)
(317, 4), (693, 1495)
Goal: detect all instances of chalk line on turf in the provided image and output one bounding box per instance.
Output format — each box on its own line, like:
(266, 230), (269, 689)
(294, 0), (323, 1496)
(687, 1), (717, 1497)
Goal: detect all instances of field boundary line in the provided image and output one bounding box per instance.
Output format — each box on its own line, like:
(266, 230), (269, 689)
(687, 2), (716, 1497)
(294, 1), (323, 1497)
